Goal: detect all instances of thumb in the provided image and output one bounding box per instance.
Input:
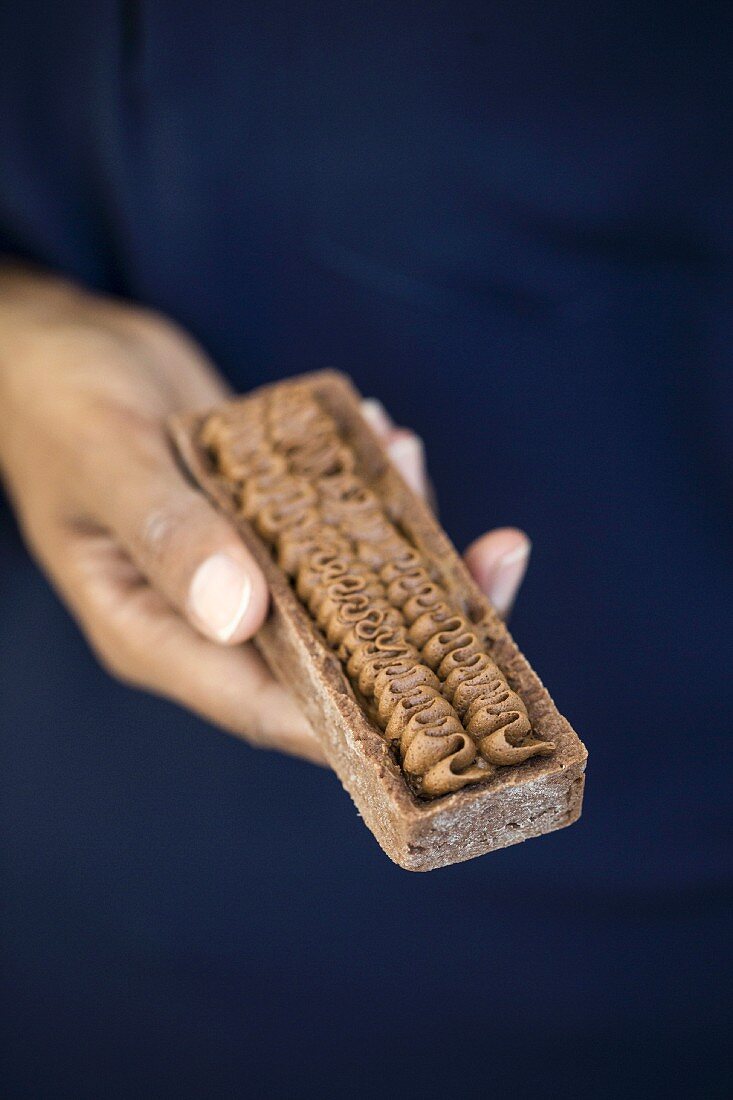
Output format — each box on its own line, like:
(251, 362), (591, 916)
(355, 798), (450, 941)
(102, 431), (269, 644)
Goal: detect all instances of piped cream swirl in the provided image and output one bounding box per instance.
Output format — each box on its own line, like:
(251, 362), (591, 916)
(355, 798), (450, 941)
(200, 391), (554, 797)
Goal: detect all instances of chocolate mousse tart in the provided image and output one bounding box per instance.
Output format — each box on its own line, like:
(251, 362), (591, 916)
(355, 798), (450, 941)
(169, 370), (587, 870)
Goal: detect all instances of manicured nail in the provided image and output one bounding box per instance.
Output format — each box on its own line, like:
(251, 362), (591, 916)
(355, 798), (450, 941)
(360, 398), (393, 435)
(489, 540), (531, 617)
(388, 434), (426, 496)
(189, 553), (252, 641)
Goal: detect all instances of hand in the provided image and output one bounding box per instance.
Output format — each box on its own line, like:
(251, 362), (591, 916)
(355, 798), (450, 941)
(0, 267), (530, 767)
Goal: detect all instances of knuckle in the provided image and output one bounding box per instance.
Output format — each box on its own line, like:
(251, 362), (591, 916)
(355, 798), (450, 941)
(242, 711), (269, 751)
(85, 623), (144, 690)
(140, 501), (183, 560)
(218, 694), (262, 748)
(97, 404), (165, 467)
(213, 671), (271, 748)
(136, 497), (204, 591)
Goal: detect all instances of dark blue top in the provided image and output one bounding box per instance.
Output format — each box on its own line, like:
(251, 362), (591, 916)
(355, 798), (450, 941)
(1, 4), (731, 1096)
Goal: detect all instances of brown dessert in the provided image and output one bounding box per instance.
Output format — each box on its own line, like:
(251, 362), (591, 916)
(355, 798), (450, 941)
(169, 371), (587, 870)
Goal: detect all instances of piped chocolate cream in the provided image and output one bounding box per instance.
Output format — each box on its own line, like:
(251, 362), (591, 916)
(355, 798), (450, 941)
(199, 389), (554, 799)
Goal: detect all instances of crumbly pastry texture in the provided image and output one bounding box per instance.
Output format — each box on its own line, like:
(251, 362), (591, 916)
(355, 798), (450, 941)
(169, 371), (587, 869)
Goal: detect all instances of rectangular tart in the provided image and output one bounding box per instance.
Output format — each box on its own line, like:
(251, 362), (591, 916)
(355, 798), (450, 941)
(168, 370), (587, 870)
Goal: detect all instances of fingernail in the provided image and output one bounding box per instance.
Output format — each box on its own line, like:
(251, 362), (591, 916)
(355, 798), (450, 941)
(361, 398), (393, 435)
(387, 434), (426, 496)
(189, 553), (252, 641)
(489, 540), (531, 617)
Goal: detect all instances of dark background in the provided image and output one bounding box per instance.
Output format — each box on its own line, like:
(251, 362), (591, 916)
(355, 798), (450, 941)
(1, 3), (731, 1096)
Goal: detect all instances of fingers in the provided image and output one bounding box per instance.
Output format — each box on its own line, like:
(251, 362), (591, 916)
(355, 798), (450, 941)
(361, 398), (430, 499)
(49, 525), (327, 765)
(463, 527), (532, 619)
(99, 429), (269, 645)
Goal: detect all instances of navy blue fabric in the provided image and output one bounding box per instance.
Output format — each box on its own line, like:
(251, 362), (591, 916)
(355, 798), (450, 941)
(1, 3), (731, 1096)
